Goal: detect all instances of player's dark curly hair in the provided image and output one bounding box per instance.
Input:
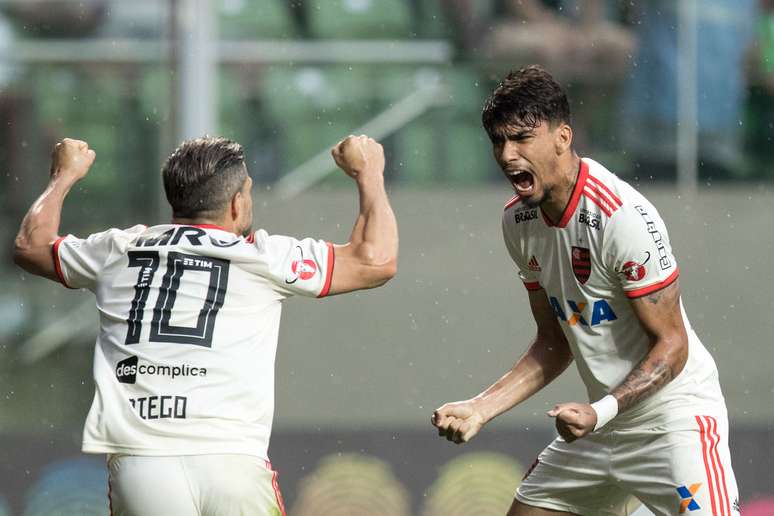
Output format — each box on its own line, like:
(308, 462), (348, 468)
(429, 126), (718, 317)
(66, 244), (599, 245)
(162, 136), (248, 219)
(482, 65), (571, 137)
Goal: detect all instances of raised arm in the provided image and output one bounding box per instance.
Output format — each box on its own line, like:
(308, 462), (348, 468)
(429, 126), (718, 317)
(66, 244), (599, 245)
(13, 138), (95, 281)
(326, 135), (398, 295)
(432, 289), (574, 444)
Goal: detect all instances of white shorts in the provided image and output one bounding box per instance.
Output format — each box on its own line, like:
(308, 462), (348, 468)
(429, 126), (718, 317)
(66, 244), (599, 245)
(107, 454), (286, 516)
(516, 413), (739, 516)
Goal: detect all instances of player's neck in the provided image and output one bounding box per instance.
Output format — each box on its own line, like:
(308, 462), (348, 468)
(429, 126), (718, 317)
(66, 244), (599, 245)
(541, 154), (581, 223)
(172, 215), (238, 235)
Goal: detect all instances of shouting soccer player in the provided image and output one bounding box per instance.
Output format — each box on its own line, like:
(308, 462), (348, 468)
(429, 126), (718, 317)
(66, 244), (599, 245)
(432, 66), (739, 516)
(14, 134), (398, 516)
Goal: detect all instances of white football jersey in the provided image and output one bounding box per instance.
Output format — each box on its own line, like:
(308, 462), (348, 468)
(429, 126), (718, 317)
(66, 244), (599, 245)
(502, 158), (726, 427)
(53, 224), (334, 458)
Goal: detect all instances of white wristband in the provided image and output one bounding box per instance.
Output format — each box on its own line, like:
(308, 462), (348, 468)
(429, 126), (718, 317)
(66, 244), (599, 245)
(590, 395), (618, 431)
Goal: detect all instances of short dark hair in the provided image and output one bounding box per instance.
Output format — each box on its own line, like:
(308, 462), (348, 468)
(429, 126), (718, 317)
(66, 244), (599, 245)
(162, 136), (247, 218)
(482, 65), (571, 137)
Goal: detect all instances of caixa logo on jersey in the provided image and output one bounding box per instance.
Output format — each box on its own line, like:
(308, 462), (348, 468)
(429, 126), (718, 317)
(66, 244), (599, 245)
(549, 296), (617, 326)
(115, 355), (207, 384)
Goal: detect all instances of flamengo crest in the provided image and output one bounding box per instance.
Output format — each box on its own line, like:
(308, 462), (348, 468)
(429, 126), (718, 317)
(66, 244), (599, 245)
(571, 246), (591, 284)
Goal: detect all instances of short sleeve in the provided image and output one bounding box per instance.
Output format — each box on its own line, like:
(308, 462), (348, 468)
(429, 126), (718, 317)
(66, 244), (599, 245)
(604, 202), (679, 299)
(53, 225), (146, 291)
(254, 231), (334, 298)
(502, 211), (542, 292)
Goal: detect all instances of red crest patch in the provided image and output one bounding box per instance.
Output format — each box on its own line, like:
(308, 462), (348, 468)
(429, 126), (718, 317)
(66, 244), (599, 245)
(571, 246), (591, 284)
(291, 259), (317, 281)
(622, 260), (646, 281)
(286, 245), (319, 284)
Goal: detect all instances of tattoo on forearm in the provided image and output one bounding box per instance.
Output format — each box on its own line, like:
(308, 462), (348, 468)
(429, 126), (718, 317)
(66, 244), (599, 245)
(646, 290), (664, 304)
(614, 358), (674, 411)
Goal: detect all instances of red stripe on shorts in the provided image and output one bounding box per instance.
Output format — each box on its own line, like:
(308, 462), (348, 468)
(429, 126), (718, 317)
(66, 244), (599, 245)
(266, 460), (287, 516)
(522, 457), (539, 481)
(696, 416), (719, 516)
(707, 418), (725, 516)
(707, 416), (731, 516)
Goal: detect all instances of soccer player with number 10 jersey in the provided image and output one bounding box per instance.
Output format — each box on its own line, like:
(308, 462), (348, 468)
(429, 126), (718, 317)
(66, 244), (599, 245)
(14, 134), (398, 516)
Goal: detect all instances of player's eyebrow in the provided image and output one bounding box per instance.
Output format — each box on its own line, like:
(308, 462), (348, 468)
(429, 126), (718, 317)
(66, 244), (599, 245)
(506, 129), (534, 140)
(489, 125), (535, 143)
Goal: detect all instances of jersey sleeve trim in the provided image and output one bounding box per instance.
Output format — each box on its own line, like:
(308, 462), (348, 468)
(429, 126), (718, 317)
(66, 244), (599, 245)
(51, 236), (75, 289)
(523, 281), (542, 291)
(317, 242), (335, 298)
(624, 268), (679, 298)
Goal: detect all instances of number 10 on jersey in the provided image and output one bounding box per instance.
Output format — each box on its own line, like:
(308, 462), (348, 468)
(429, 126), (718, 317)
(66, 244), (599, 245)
(125, 251), (230, 347)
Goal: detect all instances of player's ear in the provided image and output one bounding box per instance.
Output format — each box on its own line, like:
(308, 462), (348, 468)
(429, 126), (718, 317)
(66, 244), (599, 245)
(554, 123), (572, 155)
(230, 175), (252, 227)
(230, 190), (242, 222)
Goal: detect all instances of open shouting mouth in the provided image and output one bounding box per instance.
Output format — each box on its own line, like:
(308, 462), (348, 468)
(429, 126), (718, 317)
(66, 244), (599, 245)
(510, 170), (535, 196)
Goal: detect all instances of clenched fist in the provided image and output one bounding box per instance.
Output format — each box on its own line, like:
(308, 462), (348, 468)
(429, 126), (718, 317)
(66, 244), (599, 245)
(547, 402), (597, 443)
(431, 400), (486, 444)
(331, 134), (384, 181)
(50, 138), (96, 182)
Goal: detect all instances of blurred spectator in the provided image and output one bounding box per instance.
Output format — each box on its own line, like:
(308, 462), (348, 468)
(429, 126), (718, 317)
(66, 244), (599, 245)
(286, 0), (312, 38)
(744, 0), (774, 174)
(0, 10), (21, 264)
(431, 0), (635, 152)
(0, 0), (106, 38)
(748, 0), (774, 89)
(463, 0), (634, 81)
(433, 0), (484, 58)
(620, 0), (757, 179)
